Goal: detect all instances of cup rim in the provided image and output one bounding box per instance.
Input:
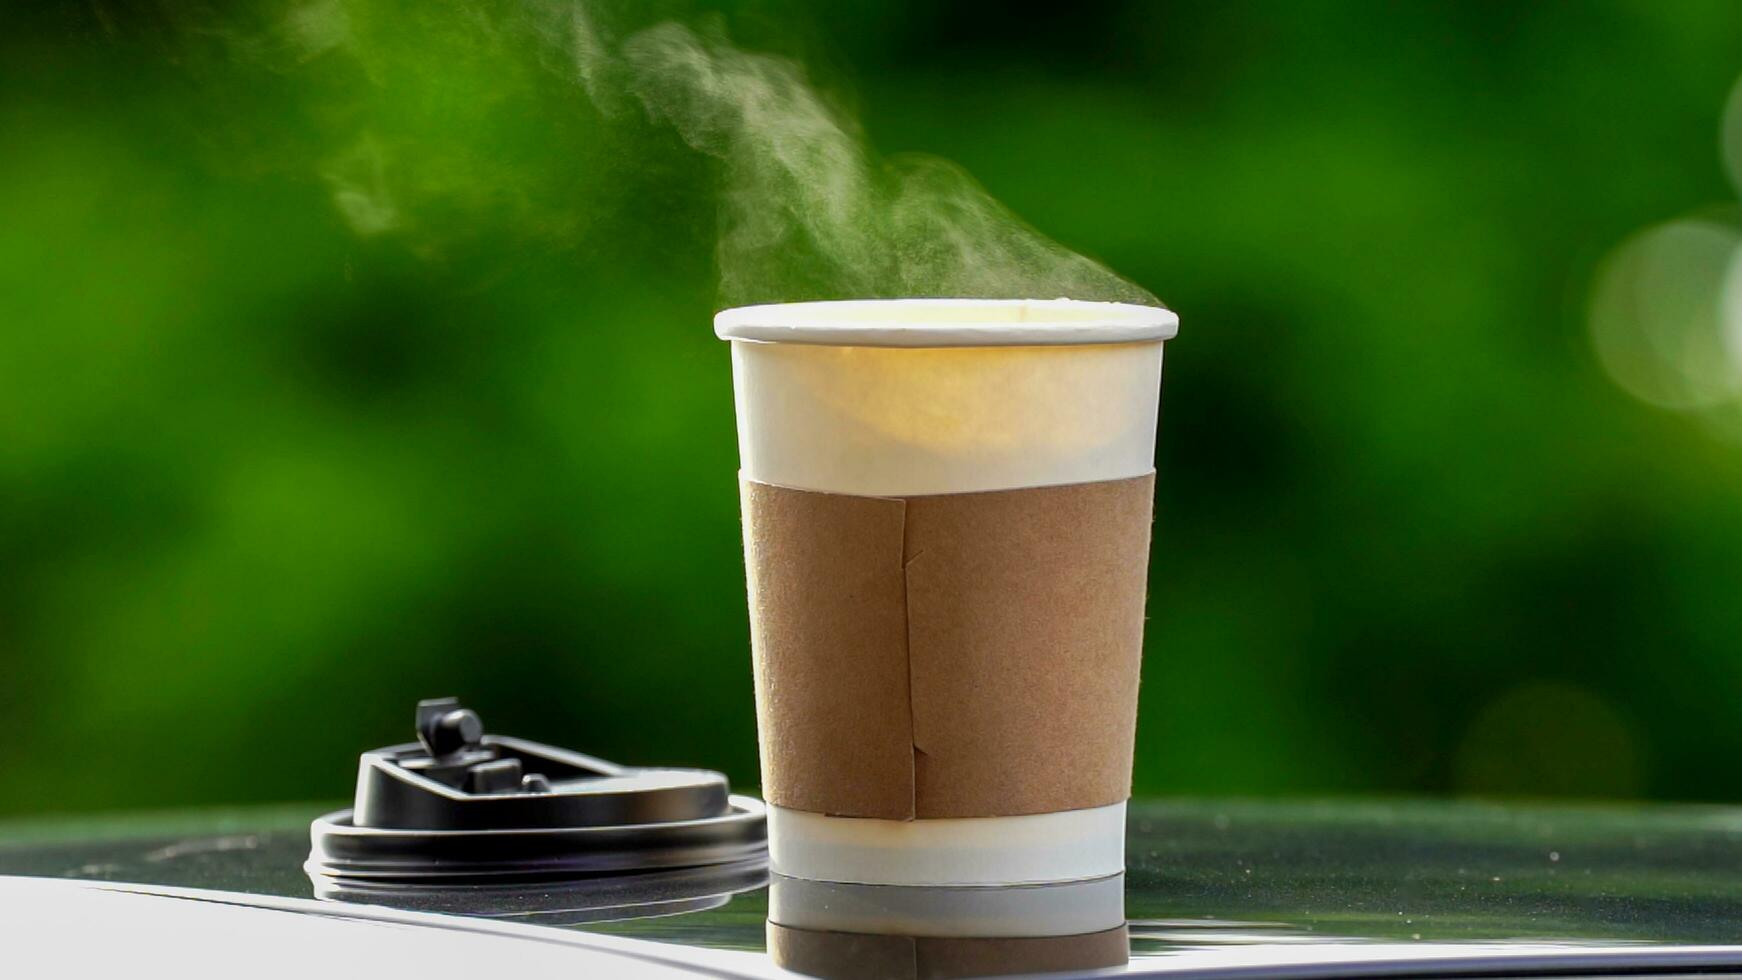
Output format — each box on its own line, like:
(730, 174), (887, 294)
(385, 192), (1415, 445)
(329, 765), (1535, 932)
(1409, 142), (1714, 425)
(713, 298), (1177, 348)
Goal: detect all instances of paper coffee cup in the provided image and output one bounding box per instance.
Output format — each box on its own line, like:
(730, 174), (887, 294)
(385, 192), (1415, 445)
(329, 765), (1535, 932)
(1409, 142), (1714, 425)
(716, 298), (1176, 886)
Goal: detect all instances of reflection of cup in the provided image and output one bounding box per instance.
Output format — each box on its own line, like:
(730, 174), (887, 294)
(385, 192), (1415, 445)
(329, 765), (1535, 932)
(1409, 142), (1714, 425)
(766, 873), (1129, 979)
(717, 299), (1177, 886)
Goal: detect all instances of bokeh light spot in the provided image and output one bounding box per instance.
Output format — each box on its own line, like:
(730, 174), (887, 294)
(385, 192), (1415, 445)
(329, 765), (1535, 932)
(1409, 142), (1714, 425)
(1589, 217), (1742, 410)
(1455, 682), (1643, 799)
(1722, 73), (1742, 200)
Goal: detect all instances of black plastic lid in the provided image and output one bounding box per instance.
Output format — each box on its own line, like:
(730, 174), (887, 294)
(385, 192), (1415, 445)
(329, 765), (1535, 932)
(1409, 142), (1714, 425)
(307, 698), (766, 883)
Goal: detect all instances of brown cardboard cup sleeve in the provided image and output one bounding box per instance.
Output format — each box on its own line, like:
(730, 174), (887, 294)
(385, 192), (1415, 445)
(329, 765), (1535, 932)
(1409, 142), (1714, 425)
(740, 472), (1154, 821)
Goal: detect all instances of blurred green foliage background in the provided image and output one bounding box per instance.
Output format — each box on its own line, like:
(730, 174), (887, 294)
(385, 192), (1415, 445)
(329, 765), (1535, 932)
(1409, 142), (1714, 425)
(6, 0), (1742, 817)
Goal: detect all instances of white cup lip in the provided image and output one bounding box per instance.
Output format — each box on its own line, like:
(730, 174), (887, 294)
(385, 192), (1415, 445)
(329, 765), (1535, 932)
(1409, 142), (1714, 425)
(714, 298), (1177, 348)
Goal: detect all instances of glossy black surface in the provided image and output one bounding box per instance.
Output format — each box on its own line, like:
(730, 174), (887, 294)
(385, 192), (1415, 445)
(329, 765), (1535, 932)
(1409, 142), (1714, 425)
(6, 798), (1742, 970)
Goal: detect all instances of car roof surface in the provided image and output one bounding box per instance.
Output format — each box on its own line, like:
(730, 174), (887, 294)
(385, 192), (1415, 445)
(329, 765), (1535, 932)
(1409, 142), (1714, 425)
(5, 797), (1742, 977)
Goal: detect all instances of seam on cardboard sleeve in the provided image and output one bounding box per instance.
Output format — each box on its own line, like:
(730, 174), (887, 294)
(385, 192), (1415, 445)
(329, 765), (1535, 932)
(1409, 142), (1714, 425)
(898, 498), (919, 819)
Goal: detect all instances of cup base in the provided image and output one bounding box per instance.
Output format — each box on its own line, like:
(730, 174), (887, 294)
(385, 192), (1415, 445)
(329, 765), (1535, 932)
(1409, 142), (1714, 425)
(766, 802), (1127, 886)
(768, 872), (1126, 936)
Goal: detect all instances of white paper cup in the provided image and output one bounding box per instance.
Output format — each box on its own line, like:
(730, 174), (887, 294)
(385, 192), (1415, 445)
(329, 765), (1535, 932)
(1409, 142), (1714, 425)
(718, 299), (1174, 497)
(717, 298), (1176, 886)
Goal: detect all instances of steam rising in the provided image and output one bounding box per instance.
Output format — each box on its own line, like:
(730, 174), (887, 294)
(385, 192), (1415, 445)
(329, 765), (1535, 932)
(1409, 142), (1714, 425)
(611, 22), (1155, 307)
(211, 0), (1157, 308)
